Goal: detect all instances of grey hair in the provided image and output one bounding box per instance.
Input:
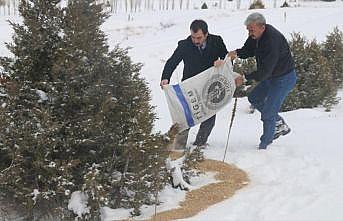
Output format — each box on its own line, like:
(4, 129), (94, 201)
(244, 12), (266, 26)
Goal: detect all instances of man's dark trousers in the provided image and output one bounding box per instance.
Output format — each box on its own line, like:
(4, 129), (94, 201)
(173, 115), (216, 149)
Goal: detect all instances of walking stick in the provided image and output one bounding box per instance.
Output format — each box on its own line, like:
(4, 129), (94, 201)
(222, 97), (238, 162)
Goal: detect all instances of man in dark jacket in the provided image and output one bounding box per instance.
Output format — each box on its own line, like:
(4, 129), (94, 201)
(229, 12), (297, 149)
(160, 19), (231, 149)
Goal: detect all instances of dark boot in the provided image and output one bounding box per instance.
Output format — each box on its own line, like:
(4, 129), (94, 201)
(274, 118), (291, 140)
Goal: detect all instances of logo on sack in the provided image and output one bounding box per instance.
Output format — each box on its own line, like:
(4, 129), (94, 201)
(203, 74), (234, 110)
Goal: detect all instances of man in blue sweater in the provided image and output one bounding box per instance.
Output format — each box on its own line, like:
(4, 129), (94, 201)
(229, 12), (297, 149)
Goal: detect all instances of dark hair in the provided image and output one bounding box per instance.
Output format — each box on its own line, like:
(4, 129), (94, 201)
(190, 19), (208, 34)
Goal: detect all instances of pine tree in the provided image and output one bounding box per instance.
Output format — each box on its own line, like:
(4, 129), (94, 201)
(282, 33), (338, 111)
(322, 27), (343, 88)
(233, 58), (257, 97)
(101, 48), (169, 217)
(1, 0), (170, 219)
(50, 0), (169, 218)
(0, 0), (64, 219)
(249, 0), (265, 9)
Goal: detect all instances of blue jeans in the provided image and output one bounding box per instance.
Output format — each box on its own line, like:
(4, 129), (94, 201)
(248, 70), (297, 148)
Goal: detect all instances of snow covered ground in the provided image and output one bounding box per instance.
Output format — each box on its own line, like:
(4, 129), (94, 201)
(1, 1), (343, 220)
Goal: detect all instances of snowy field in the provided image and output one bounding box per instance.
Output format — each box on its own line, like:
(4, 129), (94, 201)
(1, 1), (343, 220)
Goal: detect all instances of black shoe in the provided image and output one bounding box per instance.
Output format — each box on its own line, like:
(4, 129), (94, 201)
(274, 119), (291, 140)
(192, 141), (202, 146)
(192, 141), (208, 149)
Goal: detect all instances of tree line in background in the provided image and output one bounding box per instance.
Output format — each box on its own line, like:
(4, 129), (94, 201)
(97, 0), (194, 13)
(0, 0), (17, 15)
(233, 27), (343, 112)
(0, 0), (309, 15)
(0, 0), (203, 15)
(4, 0), (338, 16)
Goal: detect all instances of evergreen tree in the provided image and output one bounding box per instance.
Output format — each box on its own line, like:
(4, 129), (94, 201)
(233, 58), (257, 97)
(51, 0), (169, 218)
(1, 0), (169, 219)
(281, 1), (290, 7)
(93, 47), (170, 217)
(249, 0), (265, 9)
(52, 0), (169, 218)
(322, 27), (343, 88)
(282, 33), (338, 111)
(201, 2), (208, 9)
(0, 0), (64, 219)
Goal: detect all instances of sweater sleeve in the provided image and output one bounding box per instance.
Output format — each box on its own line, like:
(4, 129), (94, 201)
(245, 37), (280, 82)
(161, 41), (183, 81)
(236, 37), (256, 59)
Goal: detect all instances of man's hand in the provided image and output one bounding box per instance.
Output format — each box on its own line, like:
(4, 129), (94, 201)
(160, 79), (169, 89)
(234, 75), (245, 87)
(214, 59), (225, 67)
(228, 51), (237, 60)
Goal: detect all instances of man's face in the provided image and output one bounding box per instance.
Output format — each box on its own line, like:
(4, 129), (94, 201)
(191, 30), (208, 46)
(246, 23), (265, 39)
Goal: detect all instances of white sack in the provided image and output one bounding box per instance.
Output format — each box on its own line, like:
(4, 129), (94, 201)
(164, 60), (238, 131)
